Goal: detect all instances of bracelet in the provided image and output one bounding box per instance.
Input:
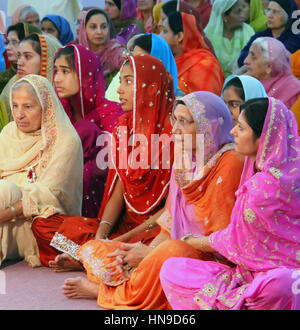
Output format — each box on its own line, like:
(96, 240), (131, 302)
(100, 220), (113, 227)
(149, 244), (157, 249)
(10, 206), (17, 219)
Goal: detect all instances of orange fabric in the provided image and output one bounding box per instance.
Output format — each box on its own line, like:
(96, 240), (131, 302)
(176, 13), (225, 95)
(181, 150), (244, 236)
(78, 151), (243, 310)
(291, 95), (300, 135)
(84, 239), (209, 310)
(296, 0), (300, 9)
(291, 49), (300, 81)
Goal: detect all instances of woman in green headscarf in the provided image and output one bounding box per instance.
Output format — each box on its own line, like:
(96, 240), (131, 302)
(204, 0), (255, 77)
(240, 0), (267, 32)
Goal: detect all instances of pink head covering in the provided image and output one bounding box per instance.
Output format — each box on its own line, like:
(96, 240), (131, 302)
(210, 97), (300, 271)
(78, 9), (124, 77)
(254, 37), (300, 108)
(54, 44), (123, 132)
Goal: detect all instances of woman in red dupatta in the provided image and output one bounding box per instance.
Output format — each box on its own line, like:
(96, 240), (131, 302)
(160, 11), (224, 96)
(34, 54), (174, 269)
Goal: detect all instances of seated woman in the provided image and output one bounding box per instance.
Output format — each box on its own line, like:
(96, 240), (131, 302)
(160, 11), (224, 95)
(0, 33), (61, 120)
(240, 0), (267, 32)
(53, 44), (124, 217)
(160, 97), (300, 310)
(106, 33), (180, 102)
(222, 75), (267, 126)
(0, 74), (83, 268)
(41, 15), (74, 46)
(11, 5), (40, 28)
(78, 8), (125, 88)
(104, 0), (145, 44)
(137, 0), (156, 33)
(159, 0), (215, 55)
(0, 23), (41, 96)
(32, 54), (175, 268)
(60, 91), (244, 309)
(204, 0), (255, 78)
(244, 37), (300, 129)
(238, 0), (300, 68)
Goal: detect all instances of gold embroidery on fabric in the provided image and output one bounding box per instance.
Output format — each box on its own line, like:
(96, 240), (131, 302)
(201, 283), (217, 297)
(244, 208), (257, 224)
(269, 167), (283, 179)
(194, 296), (212, 310)
(50, 233), (81, 260)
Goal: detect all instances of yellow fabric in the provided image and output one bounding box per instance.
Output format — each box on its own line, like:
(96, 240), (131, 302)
(0, 34), (62, 121)
(105, 71), (120, 102)
(0, 74), (83, 219)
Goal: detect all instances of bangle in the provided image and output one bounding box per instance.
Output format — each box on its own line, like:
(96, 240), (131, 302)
(149, 244), (157, 249)
(100, 220), (113, 227)
(10, 206), (17, 219)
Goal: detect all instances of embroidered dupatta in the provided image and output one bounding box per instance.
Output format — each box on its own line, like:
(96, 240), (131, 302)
(210, 97), (300, 271)
(98, 55), (175, 231)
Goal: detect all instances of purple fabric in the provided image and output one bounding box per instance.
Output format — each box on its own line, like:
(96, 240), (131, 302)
(120, 0), (138, 20)
(116, 24), (143, 44)
(74, 119), (108, 218)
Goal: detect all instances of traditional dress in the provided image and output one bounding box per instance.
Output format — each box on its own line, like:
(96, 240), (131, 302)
(176, 13), (225, 95)
(204, 0), (255, 78)
(238, 0), (300, 67)
(54, 44), (123, 217)
(0, 74), (83, 268)
(0, 99), (8, 132)
(255, 38), (300, 111)
(76, 91), (244, 310)
(78, 9), (125, 88)
(42, 15), (74, 45)
(113, 0), (145, 44)
(0, 33), (62, 121)
(248, 0), (267, 32)
(32, 55), (175, 266)
(160, 97), (300, 310)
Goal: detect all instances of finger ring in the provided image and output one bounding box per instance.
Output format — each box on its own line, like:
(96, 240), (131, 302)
(123, 263), (132, 272)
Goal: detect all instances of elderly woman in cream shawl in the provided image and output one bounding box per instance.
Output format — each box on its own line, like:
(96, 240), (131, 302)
(0, 74), (83, 267)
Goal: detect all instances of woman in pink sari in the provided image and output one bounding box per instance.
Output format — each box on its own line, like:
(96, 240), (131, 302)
(160, 97), (300, 310)
(78, 8), (125, 87)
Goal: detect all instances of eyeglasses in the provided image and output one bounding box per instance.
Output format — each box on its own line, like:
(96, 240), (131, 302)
(170, 115), (194, 127)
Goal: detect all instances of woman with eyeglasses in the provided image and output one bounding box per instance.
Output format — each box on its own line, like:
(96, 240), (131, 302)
(238, 0), (300, 69)
(58, 91), (243, 310)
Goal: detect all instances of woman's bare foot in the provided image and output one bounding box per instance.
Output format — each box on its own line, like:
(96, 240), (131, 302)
(62, 277), (99, 299)
(49, 253), (84, 272)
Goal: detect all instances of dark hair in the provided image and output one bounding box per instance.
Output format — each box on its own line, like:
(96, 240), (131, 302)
(20, 34), (41, 55)
(133, 34), (152, 54)
(223, 77), (245, 101)
(85, 8), (116, 39)
(113, 0), (122, 10)
(55, 46), (76, 71)
(240, 97), (269, 138)
(162, 1), (177, 16)
(168, 12), (183, 34)
(7, 22), (41, 41)
(41, 17), (59, 30)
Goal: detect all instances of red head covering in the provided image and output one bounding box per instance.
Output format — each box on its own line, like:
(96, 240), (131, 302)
(99, 54), (175, 220)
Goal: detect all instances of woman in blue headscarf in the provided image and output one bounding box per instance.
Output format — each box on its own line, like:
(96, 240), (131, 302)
(222, 74), (267, 126)
(106, 32), (181, 101)
(41, 15), (74, 46)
